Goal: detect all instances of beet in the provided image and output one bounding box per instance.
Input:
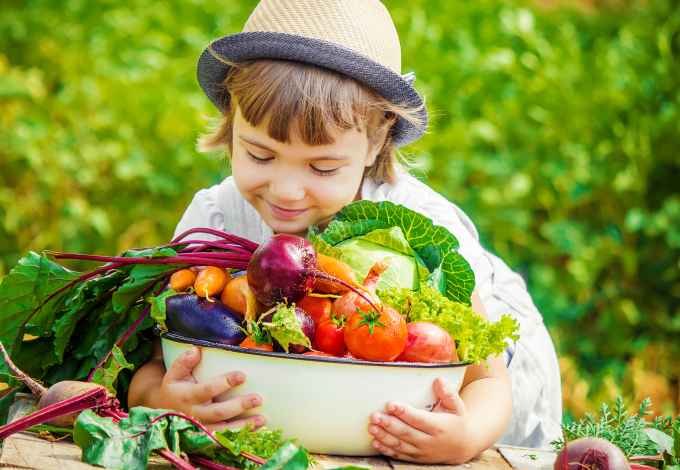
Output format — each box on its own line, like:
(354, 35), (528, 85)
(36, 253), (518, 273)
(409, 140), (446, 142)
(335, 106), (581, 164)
(247, 234), (318, 306)
(261, 307), (315, 354)
(37, 381), (105, 428)
(554, 437), (630, 470)
(165, 294), (246, 345)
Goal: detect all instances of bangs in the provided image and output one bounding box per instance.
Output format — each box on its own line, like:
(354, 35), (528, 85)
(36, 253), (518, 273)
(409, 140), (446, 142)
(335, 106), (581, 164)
(223, 60), (387, 146)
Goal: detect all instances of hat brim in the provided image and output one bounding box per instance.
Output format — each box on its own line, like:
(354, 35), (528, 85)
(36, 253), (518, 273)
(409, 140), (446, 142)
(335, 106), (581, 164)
(197, 31), (427, 148)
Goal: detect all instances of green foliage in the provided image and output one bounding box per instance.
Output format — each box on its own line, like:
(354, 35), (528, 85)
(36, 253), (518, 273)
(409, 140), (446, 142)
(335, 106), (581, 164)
(553, 396), (680, 458)
(2, 0), (679, 417)
(381, 285), (520, 364)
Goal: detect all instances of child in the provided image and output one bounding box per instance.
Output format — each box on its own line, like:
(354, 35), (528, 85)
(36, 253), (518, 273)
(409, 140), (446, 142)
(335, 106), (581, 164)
(128, 0), (562, 462)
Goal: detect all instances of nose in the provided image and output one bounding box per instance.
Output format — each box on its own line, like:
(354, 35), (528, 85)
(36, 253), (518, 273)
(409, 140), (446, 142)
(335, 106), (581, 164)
(269, 171), (305, 203)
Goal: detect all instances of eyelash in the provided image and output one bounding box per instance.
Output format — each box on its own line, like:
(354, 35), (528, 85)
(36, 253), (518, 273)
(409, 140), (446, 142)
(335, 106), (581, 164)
(245, 150), (340, 177)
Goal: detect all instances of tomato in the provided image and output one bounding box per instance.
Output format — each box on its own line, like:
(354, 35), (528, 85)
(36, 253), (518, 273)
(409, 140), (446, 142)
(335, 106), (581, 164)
(344, 305), (407, 362)
(314, 319), (346, 355)
(396, 322), (457, 363)
(239, 338), (274, 352)
(302, 351), (338, 358)
(296, 296), (332, 327)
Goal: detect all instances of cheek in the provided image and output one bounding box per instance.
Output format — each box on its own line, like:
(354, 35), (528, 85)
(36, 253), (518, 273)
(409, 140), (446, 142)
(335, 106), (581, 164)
(231, 155), (265, 195)
(309, 168), (364, 209)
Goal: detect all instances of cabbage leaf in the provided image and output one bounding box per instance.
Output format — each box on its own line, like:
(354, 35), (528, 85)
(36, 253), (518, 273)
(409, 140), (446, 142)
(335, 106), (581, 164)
(311, 201), (475, 305)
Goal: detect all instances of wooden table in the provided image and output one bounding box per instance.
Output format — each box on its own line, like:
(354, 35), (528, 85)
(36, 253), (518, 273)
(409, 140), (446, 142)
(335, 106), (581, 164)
(0, 394), (556, 470)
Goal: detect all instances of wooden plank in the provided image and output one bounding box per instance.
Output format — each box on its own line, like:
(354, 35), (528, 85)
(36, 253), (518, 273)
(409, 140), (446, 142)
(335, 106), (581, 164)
(314, 454), (391, 469)
(495, 445), (556, 470)
(389, 448), (513, 470)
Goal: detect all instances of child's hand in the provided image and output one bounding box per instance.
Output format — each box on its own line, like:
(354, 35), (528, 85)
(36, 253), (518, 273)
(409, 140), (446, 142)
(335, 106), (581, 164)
(368, 377), (472, 464)
(150, 346), (265, 432)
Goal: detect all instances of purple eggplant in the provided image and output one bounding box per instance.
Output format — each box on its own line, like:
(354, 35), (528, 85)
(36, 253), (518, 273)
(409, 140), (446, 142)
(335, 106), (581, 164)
(260, 307), (315, 354)
(165, 294), (246, 346)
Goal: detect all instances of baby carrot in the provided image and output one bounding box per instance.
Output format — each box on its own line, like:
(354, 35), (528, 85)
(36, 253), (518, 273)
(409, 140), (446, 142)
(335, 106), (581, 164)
(194, 266), (231, 299)
(314, 253), (363, 293)
(169, 268), (198, 292)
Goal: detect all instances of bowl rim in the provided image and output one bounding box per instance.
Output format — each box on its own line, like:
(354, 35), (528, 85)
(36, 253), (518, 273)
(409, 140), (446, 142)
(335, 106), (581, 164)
(159, 329), (469, 369)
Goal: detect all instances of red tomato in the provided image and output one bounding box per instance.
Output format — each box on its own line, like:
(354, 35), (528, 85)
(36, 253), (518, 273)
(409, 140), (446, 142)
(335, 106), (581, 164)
(239, 338), (274, 352)
(296, 296), (332, 327)
(314, 320), (346, 355)
(303, 351), (338, 358)
(396, 322), (457, 363)
(344, 305), (407, 362)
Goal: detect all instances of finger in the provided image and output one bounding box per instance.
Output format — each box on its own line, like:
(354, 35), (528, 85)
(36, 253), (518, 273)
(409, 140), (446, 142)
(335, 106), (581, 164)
(190, 371), (245, 404)
(432, 377), (465, 415)
(164, 346), (201, 382)
(371, 439), (419, 462)
(224, 415), (266, 431)
(367, 424), (421, 456)
(382, 402), (439, 434)
(191, 393), (262, 425)
(370, 411), (429, 444)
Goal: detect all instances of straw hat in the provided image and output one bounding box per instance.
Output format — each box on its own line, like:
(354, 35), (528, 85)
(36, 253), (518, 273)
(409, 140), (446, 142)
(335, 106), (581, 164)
(197, 0), (427, 147)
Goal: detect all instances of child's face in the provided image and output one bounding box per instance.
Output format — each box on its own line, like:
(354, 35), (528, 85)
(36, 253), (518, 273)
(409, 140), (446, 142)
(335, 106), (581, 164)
(231, 106), (380, 237)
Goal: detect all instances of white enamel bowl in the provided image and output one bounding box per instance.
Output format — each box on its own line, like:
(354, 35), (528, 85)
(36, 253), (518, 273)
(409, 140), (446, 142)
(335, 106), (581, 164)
(161, 331), (468, 456)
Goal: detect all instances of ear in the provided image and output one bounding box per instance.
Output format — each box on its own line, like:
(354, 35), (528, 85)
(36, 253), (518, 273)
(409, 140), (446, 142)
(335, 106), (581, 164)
(364, 126), (390, 167)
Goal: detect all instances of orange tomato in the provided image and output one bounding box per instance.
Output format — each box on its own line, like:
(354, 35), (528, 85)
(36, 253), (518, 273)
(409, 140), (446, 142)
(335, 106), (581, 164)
(344, 305), (407, 362)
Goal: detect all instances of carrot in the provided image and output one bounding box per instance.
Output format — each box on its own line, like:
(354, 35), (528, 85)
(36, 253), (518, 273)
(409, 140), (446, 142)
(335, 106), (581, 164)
(170, 268), (199, 292)
(194, 266), (231, 299)
(239, 338), (274, 352)
(314, 253), (366, 293)
(296, 296), (332, 327)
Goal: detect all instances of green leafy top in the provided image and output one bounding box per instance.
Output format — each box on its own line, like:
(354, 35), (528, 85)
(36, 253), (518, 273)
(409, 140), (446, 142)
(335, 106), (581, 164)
(552, 396), (680, 460)
(260, 304), (311, 353)
(310, 201), (475, 306)
(381, 285), (519, 365)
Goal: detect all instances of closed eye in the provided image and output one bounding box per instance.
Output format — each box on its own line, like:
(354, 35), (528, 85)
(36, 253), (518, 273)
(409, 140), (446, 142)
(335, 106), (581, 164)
(245, 150), (273, 164)
(310, 165), (340, 177)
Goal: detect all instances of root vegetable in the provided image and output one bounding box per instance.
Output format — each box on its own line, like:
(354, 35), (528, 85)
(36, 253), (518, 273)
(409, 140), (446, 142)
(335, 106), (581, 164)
(396, 322), (458, 364)
(314, 253), (365, 293)
(554, 437), (631, 470)
(170, 268), (199, 292)
(194, 266), (231, 299)
(247, 234), (381, 314)
(260, 307), (315, 354)
(221, 275), (268, 325)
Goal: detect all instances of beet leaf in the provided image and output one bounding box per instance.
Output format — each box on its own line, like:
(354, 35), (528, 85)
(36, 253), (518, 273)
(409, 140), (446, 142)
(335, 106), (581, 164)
(90, 346), (134, 393)
(149, 288), (180, 333)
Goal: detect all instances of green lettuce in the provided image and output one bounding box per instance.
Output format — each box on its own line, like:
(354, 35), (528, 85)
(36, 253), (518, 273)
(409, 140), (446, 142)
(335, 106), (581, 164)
(310, 201), (475, 305)
(381, 285), (520, 365)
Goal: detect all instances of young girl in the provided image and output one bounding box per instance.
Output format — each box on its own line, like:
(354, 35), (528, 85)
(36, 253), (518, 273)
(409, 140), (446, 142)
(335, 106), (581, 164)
(128, 0), (562, 463)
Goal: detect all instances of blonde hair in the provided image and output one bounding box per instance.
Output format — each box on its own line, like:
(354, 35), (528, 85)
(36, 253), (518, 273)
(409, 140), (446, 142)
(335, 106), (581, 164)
(198, 59), (426, 185)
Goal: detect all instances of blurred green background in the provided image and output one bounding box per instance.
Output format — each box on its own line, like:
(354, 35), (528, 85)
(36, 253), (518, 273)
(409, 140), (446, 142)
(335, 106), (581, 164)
(1, 0), (678, 422)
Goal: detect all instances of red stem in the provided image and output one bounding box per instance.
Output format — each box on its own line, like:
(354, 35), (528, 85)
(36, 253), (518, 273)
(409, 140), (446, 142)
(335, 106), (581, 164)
(48, 253), (252, 265)
(630, 454), (664, 462)
(188, 455), (240, 470)
(0, 387), (110, 439)
(630, 464), (659, 470)
(171, 228), (259, 252)
(155, 448), (197, 470)
(313, 271), (382, 313)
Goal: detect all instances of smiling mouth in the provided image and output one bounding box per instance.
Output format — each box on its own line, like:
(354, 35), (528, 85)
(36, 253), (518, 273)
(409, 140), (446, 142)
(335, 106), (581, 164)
(266, 201), (308, 218)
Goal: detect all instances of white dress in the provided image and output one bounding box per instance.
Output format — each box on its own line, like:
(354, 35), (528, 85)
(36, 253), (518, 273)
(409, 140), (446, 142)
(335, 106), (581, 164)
(173, 174), (563, 449)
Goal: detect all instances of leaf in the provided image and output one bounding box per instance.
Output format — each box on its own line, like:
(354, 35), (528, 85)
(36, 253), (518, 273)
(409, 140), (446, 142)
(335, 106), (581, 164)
(112, 263), (179, 314)
(74, 409), (158, 470)
(318, 201), (475, 305)
(149, 288), (179, 333)
(261, 305), (311, 353)
(645, 428), (675, 456)
(0, 252), (80, 352)
(258, 442), (310, 470)
(90, 346), (134, 394)
(306, 228), (343, 260)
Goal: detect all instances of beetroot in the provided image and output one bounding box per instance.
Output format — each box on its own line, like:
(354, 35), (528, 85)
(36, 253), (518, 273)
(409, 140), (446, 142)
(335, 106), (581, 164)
(261, 307), (315, 354)
(247, 234), (318, 305)
(555, 437), (630, 470)
(396, 322), (458, 364)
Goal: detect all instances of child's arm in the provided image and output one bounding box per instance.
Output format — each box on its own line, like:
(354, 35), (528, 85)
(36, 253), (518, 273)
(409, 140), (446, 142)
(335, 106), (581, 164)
(367, 288), (513, 464)
(128, 337), (265, 432)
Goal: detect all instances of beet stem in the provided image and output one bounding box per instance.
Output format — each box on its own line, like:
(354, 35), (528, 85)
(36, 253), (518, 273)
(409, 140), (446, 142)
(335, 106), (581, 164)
(154, 449), (197, 470)
(188, 455), (240, 470)
(171, 228), (259, 252)
(0, 387), (109, 440)
(313, 272), (382, 313)
(0, 342), (46, 398)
